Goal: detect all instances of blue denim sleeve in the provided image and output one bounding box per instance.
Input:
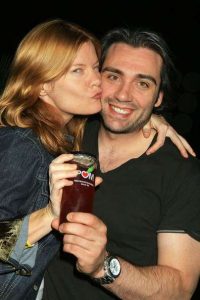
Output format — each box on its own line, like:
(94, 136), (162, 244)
(0, 130), (43, 220)
(0, 129), (44, 263)
(10, 215), (38, 268)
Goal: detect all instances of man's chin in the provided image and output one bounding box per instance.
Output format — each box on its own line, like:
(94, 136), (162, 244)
(102, 118), (150, 134)
(102, 122), (132, 134)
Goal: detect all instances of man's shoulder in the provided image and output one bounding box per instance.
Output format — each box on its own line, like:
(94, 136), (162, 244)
(155, 138), (200, 174)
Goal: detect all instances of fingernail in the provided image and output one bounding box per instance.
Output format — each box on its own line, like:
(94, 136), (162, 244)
(59, 224), (64, 232)
(67, 212), (73, 221)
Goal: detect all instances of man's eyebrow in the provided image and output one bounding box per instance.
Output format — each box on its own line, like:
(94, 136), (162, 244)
(101, 66), (123, 75)
(102, 67), (157, 85)
(101, 67), (157, 86)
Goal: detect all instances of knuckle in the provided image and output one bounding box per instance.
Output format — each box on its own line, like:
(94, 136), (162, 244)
(63, 243), (72, 253)
(84, 226), (91, 237)
(102, 235), (107, 246)
(156, 140), (164, 147)
(102, 224), (107, 234)
(167, 125), (174, 133)
(160, 140), (164, 146)
(49, 165), (53, 173)
(157, 142), (164, 148)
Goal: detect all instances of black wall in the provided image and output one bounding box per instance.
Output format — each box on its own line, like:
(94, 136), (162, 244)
(0, 1), (200, 298)
(1, 0), (200, 155)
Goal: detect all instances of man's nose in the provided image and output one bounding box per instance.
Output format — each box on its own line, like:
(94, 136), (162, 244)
(114, 82), (132, 102)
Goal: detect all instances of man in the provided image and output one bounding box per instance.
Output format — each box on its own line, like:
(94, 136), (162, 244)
(43, 28), (200, 299)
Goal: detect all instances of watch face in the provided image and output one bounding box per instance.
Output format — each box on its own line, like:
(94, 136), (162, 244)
(110, 258), (121, 276)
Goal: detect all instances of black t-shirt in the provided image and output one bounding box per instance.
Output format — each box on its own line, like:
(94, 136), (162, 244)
(43, 118), (200, 300)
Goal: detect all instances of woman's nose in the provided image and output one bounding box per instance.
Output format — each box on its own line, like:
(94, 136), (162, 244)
(91, 70), (101, 87)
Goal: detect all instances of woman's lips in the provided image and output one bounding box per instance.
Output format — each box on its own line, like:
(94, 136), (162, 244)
(92, 92), (102, 99)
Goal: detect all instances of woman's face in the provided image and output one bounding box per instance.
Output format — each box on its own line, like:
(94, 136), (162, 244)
(40, 41), (102, 124)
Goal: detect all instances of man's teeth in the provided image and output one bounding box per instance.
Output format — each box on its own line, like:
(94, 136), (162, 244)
(111, 105), (129, 114)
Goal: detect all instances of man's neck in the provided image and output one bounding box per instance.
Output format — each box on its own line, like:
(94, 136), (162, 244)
(98, 125), (156, 173)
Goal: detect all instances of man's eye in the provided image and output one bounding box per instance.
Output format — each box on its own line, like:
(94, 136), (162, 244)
(107, 74), (118, 81)
(138, 81), (149, 88)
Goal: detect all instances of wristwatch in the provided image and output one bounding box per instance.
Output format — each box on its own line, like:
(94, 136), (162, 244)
(91, 254), (121, 285)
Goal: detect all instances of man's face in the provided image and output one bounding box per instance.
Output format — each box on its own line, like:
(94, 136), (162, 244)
(100, 43), (163, 133)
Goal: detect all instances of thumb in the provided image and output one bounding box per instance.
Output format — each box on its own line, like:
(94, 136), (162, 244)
(142, 122), (151, 138)
(51, 218), (60, 230)
(95, 176), (103, 187)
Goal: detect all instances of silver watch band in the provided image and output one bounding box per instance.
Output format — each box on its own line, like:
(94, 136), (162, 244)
(91, 254), (121, 285)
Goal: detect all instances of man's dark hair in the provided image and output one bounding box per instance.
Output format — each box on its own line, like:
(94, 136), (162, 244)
(101, 27), (178, 111)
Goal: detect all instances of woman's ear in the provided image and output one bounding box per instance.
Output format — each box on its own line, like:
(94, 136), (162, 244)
(39, 84), (47, 97)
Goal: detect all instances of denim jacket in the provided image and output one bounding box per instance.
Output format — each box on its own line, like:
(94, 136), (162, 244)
(0, 127), (60, 300)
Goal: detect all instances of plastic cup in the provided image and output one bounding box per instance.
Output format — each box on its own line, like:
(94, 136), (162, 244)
(59, 152), (97, 224)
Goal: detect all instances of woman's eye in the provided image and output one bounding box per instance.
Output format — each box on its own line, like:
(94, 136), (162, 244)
(94, 65), (100, 72)
(72, 68), (83, 74)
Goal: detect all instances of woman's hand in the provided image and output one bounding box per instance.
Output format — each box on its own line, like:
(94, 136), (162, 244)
(28, 154), (80, 244)
(48, 154), (78, 219)
(48, 154), (102, 223)
(143, 114), (196, 158)
(95, 176), (103, 187)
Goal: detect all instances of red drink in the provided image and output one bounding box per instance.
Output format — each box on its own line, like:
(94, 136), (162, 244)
(59, 152), (97, 224)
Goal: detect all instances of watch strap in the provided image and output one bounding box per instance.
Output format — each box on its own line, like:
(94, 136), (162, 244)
(91, 254), (121, 285)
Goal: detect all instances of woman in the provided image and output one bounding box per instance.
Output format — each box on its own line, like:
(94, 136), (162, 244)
(0, 19), (193, 300)
(0, 19), (103, 300)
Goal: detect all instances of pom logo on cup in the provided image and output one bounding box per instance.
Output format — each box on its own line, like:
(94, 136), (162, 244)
(77, 168), (95, 181)
(60, 152), (97, 224)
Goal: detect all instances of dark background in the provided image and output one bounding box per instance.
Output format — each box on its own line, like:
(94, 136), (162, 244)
(0, 1), (200, 297)
(0, 0), (200, 156)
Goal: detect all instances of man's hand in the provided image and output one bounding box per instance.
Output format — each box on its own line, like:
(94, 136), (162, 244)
(55, 212), (107, 276)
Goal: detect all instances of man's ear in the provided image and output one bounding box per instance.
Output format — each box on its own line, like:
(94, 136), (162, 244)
(154, 91), (163, 108)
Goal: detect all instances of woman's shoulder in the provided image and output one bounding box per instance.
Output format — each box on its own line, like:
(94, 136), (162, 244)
(0, 126), (37, 147)
(0, 126), (52, 159)
(0, 126), (35, 138)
